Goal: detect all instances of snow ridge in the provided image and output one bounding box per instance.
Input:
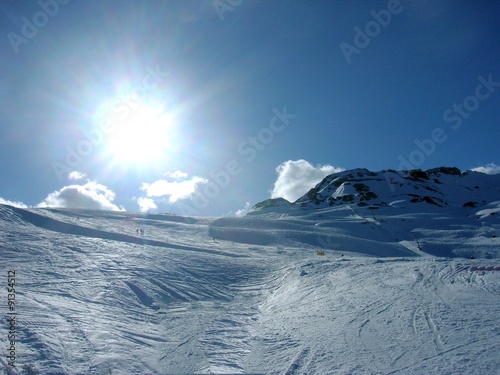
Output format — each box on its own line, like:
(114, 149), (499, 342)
(252, 166), (500, 212)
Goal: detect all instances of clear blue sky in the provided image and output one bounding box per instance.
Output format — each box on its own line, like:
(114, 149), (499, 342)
(1, 0), (499, 215)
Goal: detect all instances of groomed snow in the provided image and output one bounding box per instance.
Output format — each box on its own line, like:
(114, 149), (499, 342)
(0, 203), (499, 374)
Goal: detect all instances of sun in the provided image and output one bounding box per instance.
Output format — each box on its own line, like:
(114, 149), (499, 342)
(105, 104), (174, 164)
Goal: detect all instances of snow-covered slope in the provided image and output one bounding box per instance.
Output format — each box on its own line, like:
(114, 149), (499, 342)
(0, 168), (499, 375)
(254, 167), (500, 211)
(248, 167), (500, 259)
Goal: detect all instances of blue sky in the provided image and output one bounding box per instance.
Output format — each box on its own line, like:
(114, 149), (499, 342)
(1, 0), (499, 216)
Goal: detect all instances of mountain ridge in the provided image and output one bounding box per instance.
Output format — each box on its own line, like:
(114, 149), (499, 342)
(251, 166), (500, 214)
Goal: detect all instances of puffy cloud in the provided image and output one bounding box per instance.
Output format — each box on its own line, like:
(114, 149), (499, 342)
(235, 202), (251, 217)
(38, 181), (124, 211)
(0, 197), (28, 208)
(68, 171), (86, 180)
(141, 172), (208, 203)
(471, 163), (500, 175)
(271, 159), (344, 202)
(164, 170), (188, 179)
(137, 197), (157, 212)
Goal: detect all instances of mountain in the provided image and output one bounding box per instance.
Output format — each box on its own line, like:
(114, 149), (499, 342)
(244, 167), (500, 259)
(251, 167), (500, 213)
(0, 168), (499, 374)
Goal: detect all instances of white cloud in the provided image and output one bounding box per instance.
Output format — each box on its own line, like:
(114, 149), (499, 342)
(0, 197), (27, 208)
(235, 202), (251, 217)
(471, 163), (500, 175)
(271, 159), (344, 202)
(68, 171), (86, 180)
(137, 197), (157, 212)
(141, 175), (208, 203)
(38, 181), (124, 211)
(164, 170), (188, 179)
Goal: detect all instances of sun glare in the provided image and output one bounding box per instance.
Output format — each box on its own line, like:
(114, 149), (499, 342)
(105, 104), (174, 164)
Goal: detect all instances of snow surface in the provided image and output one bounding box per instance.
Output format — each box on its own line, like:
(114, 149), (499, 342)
(0, 200), (499, 374)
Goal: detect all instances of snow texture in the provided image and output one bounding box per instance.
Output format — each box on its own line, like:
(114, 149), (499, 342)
(0, 167), (499, 374)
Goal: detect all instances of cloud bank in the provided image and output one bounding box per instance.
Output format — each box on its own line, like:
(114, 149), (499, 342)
(138, 171), (208, 211)
(141, 177), (208, 202)
(235, 202), (251, 217)
(137, 197), (157, 213)
(0, 197), (28, 208)
(471, 163), (500, 175)
(271, 160), (344, 202)
(38, 181), (124, 211)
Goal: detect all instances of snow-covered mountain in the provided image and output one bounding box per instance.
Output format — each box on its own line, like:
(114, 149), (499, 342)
(252, 167), (500, 212)
(0, 167), (499, 374)
(246, 167), (500, 259)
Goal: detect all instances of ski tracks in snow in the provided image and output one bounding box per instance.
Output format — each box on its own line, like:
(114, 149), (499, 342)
(196, 305), (260, 374)
(257, 258), (500, 374)
(194, 263), (287, 374)
(412, 307), (445, 353)
(283, 347), (312, 375)
(1, 205), (499, 374)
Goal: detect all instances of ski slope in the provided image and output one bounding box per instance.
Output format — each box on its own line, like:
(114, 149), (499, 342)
(0, 203), (499, 374)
